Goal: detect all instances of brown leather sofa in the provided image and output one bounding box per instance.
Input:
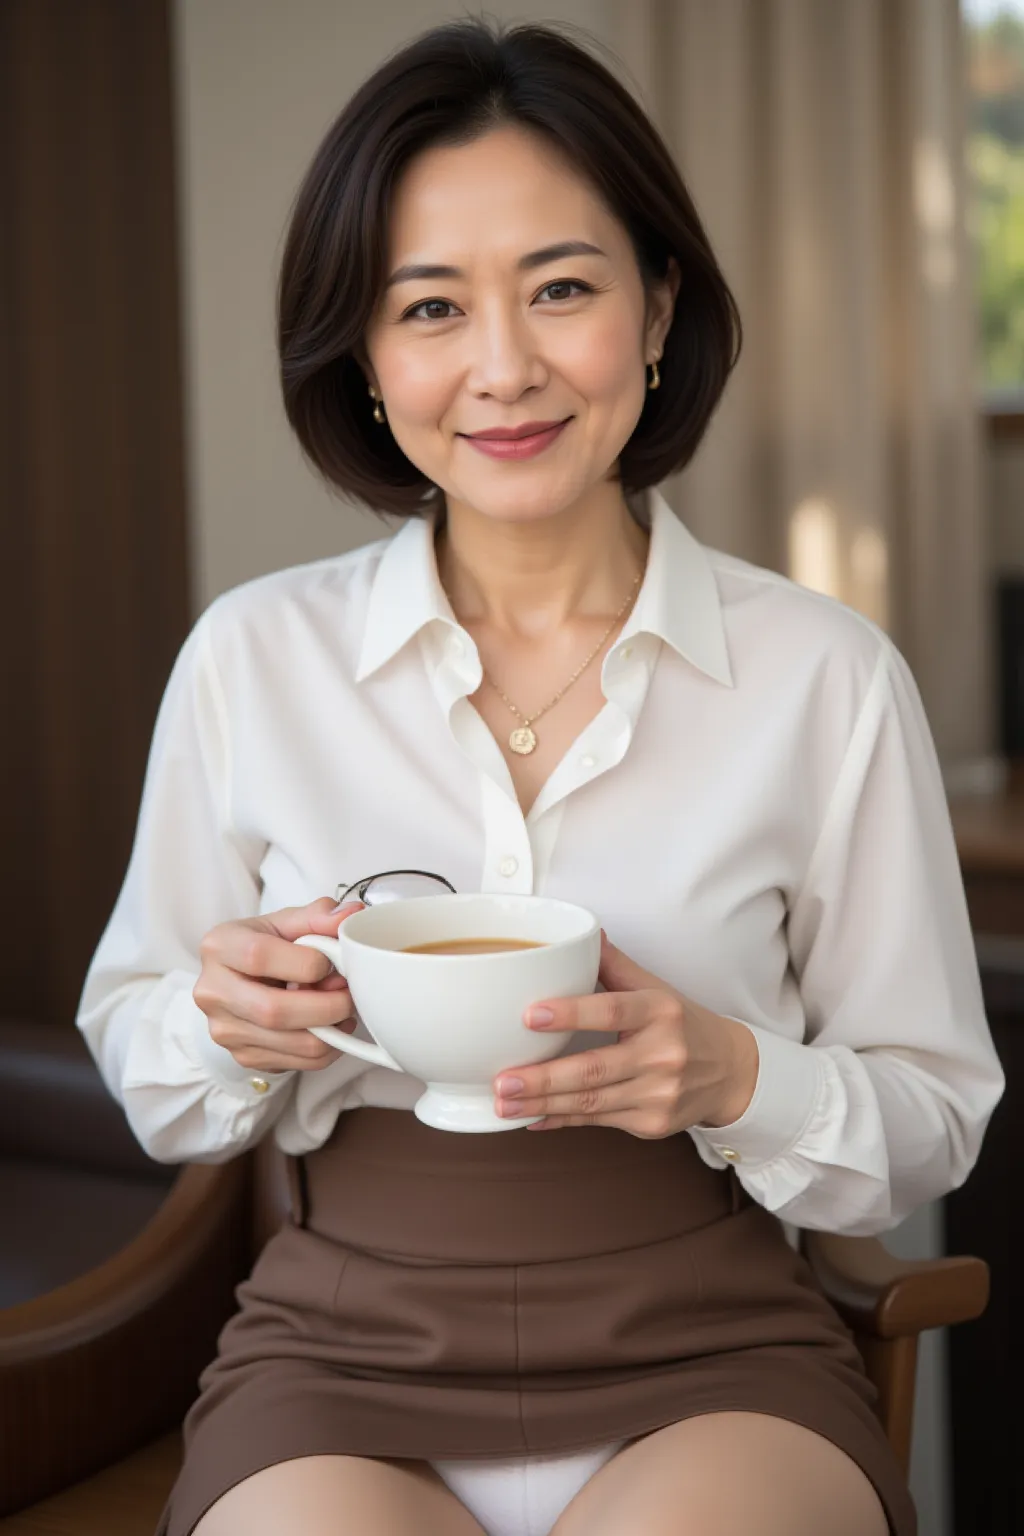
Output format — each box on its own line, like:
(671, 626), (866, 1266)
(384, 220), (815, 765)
(0, 1020), (991, 1534)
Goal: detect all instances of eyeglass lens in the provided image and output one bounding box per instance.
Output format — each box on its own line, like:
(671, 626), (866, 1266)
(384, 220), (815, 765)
(336, 870), (456, 906)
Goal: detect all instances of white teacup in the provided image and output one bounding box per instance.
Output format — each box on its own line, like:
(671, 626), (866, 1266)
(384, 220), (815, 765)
(295, 893), (600, 1133)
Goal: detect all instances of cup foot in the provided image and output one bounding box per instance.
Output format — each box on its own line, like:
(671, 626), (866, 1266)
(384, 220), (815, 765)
(413, 1086), (540, 1134)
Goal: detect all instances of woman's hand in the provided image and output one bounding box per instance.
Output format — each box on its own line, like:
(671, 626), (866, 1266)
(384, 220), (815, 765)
(194, 897), (364, 1074)
(494, 931), (760, 1136)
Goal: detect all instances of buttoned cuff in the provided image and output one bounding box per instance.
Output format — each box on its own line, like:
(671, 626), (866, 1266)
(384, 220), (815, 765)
(691, 1020), (825, 1169)
(168, 987), (296, 1100)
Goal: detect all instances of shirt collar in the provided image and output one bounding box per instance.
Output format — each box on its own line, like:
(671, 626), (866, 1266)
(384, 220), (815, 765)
(354, 484), (732, 687)
(621, 486), (733, 686)
(354, 513), (457, 683)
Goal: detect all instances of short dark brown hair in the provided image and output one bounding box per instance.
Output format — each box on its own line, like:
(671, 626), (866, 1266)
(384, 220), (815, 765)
(278, 17), (742, 518)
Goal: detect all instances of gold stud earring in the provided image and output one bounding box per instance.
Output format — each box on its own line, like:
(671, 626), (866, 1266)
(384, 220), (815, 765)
(647, 359), (661, 391)
(368, 385), (385, 424)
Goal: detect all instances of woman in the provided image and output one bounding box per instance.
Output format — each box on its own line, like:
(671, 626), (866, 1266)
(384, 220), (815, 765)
(78, 18), (1003, 1536)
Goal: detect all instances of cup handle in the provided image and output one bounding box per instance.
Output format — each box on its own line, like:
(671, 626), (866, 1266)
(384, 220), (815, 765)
(293, 934), (403, 1072)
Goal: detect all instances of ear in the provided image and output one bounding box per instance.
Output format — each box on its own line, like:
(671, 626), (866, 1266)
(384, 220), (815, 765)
(352, 342), (379, 395)
(646, 257), (680, 355)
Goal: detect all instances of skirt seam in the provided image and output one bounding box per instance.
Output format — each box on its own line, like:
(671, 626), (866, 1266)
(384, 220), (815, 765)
(513, 1264), (529, 1454)
(330, 1248), (352, 1313)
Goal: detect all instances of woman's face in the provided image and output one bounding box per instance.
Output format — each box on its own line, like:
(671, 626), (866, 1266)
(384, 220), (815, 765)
(362, 126), (679, 525)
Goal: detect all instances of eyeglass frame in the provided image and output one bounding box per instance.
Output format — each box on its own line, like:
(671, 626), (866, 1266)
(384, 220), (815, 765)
(334, 869), (458, 906)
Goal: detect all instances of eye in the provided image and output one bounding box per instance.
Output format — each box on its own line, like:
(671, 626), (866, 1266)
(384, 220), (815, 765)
(402, 298), (460, 323)
(400, 279), (594, 323)
(536, 280), (593, 303)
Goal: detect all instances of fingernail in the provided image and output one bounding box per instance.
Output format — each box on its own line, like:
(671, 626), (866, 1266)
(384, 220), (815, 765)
(498, 1076), (524, 1097)
(329, 900), (362, 915)
(527, 1007), (555, 1027)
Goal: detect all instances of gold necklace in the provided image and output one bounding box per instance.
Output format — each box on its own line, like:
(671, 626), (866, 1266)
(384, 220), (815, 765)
(482, 571), (643, 756)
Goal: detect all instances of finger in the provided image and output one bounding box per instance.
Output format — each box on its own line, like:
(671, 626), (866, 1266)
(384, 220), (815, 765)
(195, 966), (356, 1036)
(301, 899), (365, 936)
(495, 1041), (634, 1103)
(285, 971), (350, 994)
(204, 915), (352, 987)
(220, 1042), (341, 1073)
(205, 898), (365, 975)
(206, 1006), (347, 1065)
(204, 930), (333, 986)
(496, 1075), (639, 1122)
(524, 988), (667, 1036)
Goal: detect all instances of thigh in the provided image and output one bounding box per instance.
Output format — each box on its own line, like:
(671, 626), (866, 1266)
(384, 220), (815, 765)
(551, 1412), (890, 1536)
(192, 1454), (486, 1536)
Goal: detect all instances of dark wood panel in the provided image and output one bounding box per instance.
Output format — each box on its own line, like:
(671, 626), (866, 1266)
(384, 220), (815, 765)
(0, 0), (190, 1026)
(947, 789), (1024, 1533)
(962, 872), (1024, 936)
(987, 410), (1024, 441)
(945, 1002), (1021, 1535)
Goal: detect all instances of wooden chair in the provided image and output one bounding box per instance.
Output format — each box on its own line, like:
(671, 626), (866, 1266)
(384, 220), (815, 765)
(0, 1044), (990, 1534)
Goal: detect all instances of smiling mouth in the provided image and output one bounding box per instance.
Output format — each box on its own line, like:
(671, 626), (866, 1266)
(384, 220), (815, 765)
(461, 417), (572, 442)
(458, 418), (573, 460)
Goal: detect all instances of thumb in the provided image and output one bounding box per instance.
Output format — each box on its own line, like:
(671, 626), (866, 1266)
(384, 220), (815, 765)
(303, 897), (365, 936)
(260, 897), (364, 942)
(597, 929), (658, 992)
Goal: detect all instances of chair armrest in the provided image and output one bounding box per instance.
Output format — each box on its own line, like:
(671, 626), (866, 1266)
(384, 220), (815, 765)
(802, 1231), (990, 1339)
(0, 1156), (251, 1517)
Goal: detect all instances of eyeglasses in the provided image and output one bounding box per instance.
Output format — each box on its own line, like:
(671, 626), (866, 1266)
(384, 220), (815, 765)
(334, 869), (457, 907)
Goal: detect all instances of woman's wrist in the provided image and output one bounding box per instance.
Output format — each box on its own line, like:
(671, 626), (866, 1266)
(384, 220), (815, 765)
(702, 1014), (759, 1128)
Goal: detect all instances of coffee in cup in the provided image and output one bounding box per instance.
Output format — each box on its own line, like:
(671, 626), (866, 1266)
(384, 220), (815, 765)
(402, 938), (546, 956)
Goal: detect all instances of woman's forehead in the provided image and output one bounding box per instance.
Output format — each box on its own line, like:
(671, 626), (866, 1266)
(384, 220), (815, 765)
(384, 134), (623, 268)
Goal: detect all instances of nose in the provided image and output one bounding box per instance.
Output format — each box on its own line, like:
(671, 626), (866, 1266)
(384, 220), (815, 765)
(465, 303), (546, 400)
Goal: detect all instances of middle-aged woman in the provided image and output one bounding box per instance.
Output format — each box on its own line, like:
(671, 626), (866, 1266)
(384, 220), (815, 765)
(78, 18), (1003, 1536)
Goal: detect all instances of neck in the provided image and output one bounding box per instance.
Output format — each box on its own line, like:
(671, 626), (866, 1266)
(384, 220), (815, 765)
(435, 482), (649, 641)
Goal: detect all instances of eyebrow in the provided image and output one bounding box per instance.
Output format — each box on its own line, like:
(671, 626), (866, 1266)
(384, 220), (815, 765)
(383, 240), (608, 292)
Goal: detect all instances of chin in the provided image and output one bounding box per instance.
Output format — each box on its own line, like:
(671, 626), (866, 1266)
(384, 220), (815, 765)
(449, 477), (591, 525)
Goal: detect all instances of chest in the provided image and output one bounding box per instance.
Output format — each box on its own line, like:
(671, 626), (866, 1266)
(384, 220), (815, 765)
(466, 658), (614, 817)
(454, 608), (640, 816)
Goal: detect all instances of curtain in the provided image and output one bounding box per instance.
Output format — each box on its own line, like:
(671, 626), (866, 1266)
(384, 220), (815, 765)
(610, 0), (989, 766)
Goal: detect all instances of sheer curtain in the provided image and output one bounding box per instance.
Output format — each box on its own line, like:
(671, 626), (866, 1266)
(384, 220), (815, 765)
(610, 0), (989, 766)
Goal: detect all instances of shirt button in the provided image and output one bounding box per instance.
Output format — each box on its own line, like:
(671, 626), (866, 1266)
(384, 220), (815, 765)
(580, 753), (596, 769)
(447, 633), (465, 657)
(717, 1146), (740, 1163)
(250, 1077), (270, 1095)
(620, 645), (633, 661)
(498, 856), (519, 878)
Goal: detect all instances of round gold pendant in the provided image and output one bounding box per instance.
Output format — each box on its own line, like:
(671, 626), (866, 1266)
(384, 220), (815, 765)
(509, 725), (538, 755)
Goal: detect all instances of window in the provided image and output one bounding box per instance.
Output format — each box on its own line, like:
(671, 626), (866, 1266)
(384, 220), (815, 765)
(963, 0), (1024, 403)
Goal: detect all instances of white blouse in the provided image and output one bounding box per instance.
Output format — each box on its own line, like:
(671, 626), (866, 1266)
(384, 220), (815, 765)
(77, 486), (1004, 1235)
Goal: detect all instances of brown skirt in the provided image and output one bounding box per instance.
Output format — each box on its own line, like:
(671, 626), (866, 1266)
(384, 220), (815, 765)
(158, 1108), (916, 1535)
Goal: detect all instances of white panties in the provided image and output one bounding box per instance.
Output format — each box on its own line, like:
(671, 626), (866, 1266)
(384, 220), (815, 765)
(431, 1442), (625, 1536)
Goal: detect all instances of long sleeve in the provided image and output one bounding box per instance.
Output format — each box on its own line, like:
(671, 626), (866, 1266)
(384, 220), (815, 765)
(691, 641), (1005, 1234)
(77, 610), (297, 1163)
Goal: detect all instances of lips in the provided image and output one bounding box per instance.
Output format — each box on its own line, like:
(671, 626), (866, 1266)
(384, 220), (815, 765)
(464, 418), (570, 441)
(460, 418), (572, 461)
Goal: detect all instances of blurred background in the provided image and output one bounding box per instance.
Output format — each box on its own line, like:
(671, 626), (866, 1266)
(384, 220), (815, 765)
(1, 2), (1022, 1532)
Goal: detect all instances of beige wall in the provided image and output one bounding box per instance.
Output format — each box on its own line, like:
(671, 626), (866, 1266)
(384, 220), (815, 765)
(172, 0), (614, 612)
